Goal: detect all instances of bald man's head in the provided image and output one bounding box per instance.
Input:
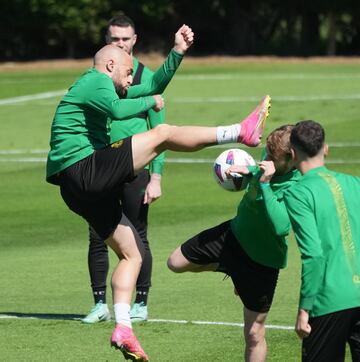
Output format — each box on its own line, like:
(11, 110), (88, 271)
(93, 44), (134, 95)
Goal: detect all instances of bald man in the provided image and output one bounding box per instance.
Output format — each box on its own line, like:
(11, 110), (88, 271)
(46, 24), (271, 362)
(94, 45), (132, 92)
(81, 14), (169, 327)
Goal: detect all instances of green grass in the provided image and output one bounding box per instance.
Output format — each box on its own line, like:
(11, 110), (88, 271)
(0, 59), (359, 361)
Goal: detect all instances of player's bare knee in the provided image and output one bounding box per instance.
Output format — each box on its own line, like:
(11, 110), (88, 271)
(154, 123), (174, 142)
(118, 249), (143, 266)
(244, 321), (266, 345)
(167, 256), (179, 272)
(131, 252), (143, 267)
(167, 254), (185, 273)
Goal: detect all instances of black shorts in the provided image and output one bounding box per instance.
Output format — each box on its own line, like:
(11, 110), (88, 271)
(181, 221), (279, 313)
(59, 137), (135, 240)
(302, 307), (360, 362)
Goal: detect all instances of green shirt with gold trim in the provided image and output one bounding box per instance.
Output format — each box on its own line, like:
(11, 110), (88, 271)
(46, 49), (182, 183)
(284, 166), (360, 317)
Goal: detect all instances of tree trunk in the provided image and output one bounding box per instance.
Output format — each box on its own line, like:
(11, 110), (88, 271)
(327, 11), (337, 56)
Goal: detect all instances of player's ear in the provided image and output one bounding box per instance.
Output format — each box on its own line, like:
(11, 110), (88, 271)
(106, 59), (115, 72)
(323, 144), (329, 158)
(132, 34), (137, 46)
(290, 147), (296, 161)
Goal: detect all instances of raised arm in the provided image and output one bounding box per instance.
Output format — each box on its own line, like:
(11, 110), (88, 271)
(127, 25), (194, 98)
(85, 84), (157, 120)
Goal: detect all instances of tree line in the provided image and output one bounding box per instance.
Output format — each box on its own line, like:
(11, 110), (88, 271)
(1, 0), (360, 60)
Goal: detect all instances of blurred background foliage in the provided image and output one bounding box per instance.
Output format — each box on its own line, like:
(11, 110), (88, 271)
(1, 0), (360, 60)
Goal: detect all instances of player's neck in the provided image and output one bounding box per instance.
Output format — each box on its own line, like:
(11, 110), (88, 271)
(298, 158), (325, 175)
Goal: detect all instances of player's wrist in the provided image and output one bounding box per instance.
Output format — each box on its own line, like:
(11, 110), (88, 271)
(151, 173), (162, 181)
(172, 46), (186, 55)
(298, 308), (309, 315)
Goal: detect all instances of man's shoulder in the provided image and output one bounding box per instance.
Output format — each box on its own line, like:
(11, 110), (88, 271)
(283, 176), (312, 202)
(74, 68), (111, 88)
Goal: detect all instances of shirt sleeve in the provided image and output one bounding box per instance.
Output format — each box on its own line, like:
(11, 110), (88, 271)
(260, 184), (291, 237)
(85, 83), (156, 120)
(148, 108), (166, 175)
(126, 49), (183, 98)
(284, 187), (325, 311)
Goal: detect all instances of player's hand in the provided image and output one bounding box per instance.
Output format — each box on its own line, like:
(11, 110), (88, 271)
(225, 165), (249, 179)
(259, 160), (276, 183)
(143, 174), (162, 204)
(295, 309), (311, 339)
(152, 94), (164, 112)
(173, 24), (194, 54)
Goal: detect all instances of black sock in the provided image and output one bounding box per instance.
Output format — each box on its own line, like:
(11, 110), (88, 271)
(134, 288), (149, 305)
(93, 288), (106, 304)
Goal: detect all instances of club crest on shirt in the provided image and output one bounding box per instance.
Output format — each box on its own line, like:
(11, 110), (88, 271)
(111, 140), (124, 149)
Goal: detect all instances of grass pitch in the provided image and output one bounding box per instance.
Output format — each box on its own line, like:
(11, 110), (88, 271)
(0, 58), (359, 361)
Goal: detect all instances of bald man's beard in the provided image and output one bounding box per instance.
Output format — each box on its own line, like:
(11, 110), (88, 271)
(114, 82), (126, 96)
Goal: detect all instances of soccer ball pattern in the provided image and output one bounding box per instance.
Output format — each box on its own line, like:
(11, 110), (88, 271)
(213, 149), (256, 191)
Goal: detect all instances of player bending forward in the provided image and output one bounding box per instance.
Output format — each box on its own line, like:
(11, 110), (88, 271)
(168, 125), (300, 362)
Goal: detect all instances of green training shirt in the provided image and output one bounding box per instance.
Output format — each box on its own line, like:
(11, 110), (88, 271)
(110, 57), (165, 175)
(231, 167), (300, 269)
(284, 166), (360, 317)
(46, 49), (183, 183)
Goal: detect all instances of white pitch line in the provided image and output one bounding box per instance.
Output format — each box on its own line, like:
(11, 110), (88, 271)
(149, 318), (293, 330)
(0, 142), (360, 155)
(0, 158), (47, 162)
(1, 91), (360, 106)
(0, 314), (293, 330)
(0, 157), (359, 165)
(0, 149), (48, 154)
(173, 94), (360, 103)
(0, 90), (66, 105)
(165, 158), (360, 165)
(175, 73), (360, 81)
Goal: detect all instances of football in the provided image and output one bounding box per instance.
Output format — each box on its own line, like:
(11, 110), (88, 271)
(213, 148), (256, 191)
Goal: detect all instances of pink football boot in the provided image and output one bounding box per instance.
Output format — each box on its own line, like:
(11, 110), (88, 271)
(111, 324), (149, 361)
(238, 95), (271, 147)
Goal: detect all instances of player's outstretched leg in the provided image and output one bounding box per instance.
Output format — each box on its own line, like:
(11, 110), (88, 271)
(111, 324), (149, 361)
(238, 95), (271, 147)
(131, 95), (272, 173)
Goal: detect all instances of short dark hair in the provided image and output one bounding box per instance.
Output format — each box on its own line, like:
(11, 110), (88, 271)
(290, 120), (325, 157)
(106, 13), (136, 33)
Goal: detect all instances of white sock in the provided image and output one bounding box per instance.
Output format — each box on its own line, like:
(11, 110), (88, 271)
(114, 303), (132, 328)
(216, 124), (241, 144)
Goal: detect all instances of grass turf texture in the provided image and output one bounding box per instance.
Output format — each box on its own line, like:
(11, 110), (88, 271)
(0, 59), (359, 361)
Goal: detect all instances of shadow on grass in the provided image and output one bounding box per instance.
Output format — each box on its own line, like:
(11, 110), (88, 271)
(0, 312), (85, 321)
